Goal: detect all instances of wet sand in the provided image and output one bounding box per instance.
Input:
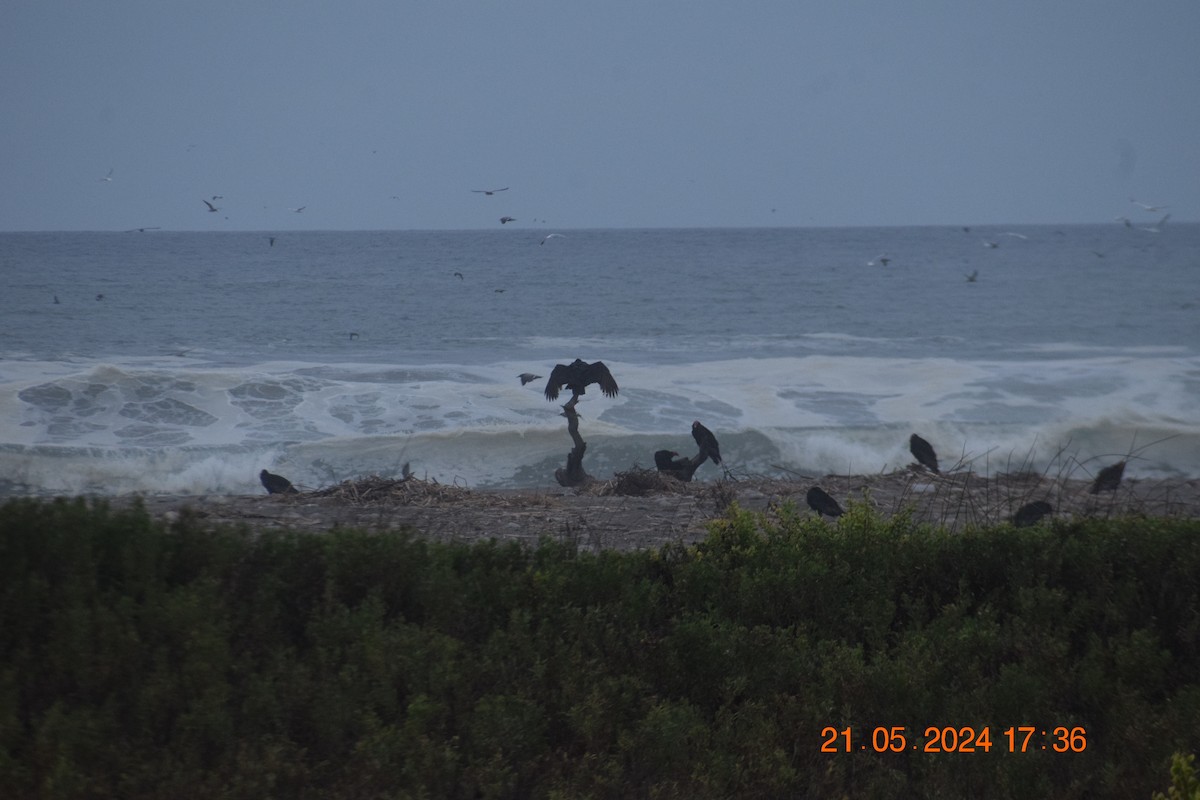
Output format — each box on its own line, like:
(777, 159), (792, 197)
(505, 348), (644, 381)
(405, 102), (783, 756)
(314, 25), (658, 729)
(100, 468), (1200, 552)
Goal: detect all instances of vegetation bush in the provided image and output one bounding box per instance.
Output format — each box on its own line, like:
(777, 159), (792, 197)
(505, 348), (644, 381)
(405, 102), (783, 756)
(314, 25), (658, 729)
(1, 497), (1197, 798)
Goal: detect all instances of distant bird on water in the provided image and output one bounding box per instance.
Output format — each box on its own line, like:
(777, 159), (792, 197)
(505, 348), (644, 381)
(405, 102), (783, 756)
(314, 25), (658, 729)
(518, 372), (542, 386)
(1011, 500), (1053, 528)
(543, 359), (619, 401)
(203, 199), (219, 213)
(806, 486), (844, 518)
(260, 469), (299, 494)
(473, 187), (509, 195)
(1089, 460), (1125, 494)
(53, 295), (60, 304)
(692, 421), (722, 465)
(867, 254), (891, 266)
(909, 433), (940, 474)
(500, 216), (516, 224)
(453, 272), (464, 280)
(268, 236), (276, 246)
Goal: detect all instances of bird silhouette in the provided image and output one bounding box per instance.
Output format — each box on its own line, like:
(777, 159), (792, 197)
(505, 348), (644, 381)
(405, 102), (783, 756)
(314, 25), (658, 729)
(500, 216), (516, 224)
(1011, 500), (1053, 528)
(260, 469), (298, 494)
(806, 486), (844, 517)
(203, 199), (219, 213)
(1089, 461), (1125, 494)
(518, 372), (542, 386)
(909, 434), (939, 473)
(692, 421), (722, 465)
(473, 187), (509, 195)
(543, 359), (619, 401)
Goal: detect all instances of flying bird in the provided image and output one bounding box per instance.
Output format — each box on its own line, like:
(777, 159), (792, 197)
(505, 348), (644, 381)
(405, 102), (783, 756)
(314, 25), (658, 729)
(518, 372), (542, 386)
(1011, 500), (1053, 528)
(500, 216), (516, 224)
(1130, 198), (1169, 213)
(1089, 460), (1125, 494)
(540, 233), (565, 245)
(203, 199), (219, 213)
(268, 236), (276, 246)
(965, 270), (979, 282)
(290, 206), (306, 213)
(983, 240), (999, 249)
(806, 486), (845, 518)
(473, 187), (509, 195)
(692, 421), (722, 465)
(99, 168), (113, 183)
(1139, 213), (1170, 233)
(543, 359), (619, 401)
(1001, 232), (1028, 240)
(453, 272), (464, 280)
(909, 433), (939, 473)
(260, 469), (299, 494)
(867, 254), (891, 266)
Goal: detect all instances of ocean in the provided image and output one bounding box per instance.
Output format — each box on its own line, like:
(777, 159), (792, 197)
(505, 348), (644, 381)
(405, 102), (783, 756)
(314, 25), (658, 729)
(2, 224), (1198, 496)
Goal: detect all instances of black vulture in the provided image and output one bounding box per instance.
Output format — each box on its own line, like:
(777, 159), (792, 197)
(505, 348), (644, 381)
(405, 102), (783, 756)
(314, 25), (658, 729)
(518, 372), (542, 386)
(260, 469), (298, 494)
(806, 486), (844, 518)
(909, 433), (940, 473)
(654, 450), (680, 471)
(543, 359), (619, 401)
(1089, 460), (1126, 494)
(692, 420), (722, 465)
(1011, 500), (1054, 528)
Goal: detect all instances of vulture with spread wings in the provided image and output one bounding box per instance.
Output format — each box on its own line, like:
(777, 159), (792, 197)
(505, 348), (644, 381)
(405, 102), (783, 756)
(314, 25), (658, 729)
(543, 359), (619, 401)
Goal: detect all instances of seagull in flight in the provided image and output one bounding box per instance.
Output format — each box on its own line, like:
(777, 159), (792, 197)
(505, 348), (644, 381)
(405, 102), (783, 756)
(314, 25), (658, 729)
(1001, 232), (1028, 240)
(965, 270), (979, 282)
(983, 240), (999, 249)
(1130, 198), (1169, 213)
(99, 168), (113, 183)
(290, 206), (306, 213)
(472, 187), (509, 195)
(203, 199), (219, 213)
(867, 254), (890, 266)
(1139, 213), (1170, 233)
(500, 216), (516, 224)
(540, 233), (565, 245)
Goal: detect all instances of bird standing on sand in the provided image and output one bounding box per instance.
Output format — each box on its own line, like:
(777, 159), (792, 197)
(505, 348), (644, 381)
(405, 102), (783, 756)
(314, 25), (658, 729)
(544, 359), (619, 401)
(260, 469), (299, 494)
(1011, 500), (1053, 528)
(806, 486), (844, 518)
(909, 434), (940, 473)
(692, 421), (722, 465)
(1089, 461), (1125, 494)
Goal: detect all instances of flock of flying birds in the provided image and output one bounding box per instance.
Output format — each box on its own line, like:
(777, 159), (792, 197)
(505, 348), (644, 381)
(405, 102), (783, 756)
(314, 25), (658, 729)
(260, 359), (1131, 531)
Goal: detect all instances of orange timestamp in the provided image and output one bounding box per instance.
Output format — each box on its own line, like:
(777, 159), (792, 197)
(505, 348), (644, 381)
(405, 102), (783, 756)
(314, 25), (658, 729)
(821, 725), (1087, 754)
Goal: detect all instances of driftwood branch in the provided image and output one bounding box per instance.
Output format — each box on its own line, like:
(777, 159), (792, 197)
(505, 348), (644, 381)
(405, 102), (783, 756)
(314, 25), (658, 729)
(554, 393), (593, 487)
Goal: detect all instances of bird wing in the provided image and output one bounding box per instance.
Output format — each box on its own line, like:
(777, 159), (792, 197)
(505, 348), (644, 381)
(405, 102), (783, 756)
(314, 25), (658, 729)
(544, 363), (570, 401)
(203, 200), (216, 211)
(585, 361), (619, 397)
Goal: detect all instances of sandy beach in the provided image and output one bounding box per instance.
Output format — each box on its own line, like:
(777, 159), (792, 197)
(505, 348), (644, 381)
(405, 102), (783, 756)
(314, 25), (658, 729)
(100, 467), (1200, 551)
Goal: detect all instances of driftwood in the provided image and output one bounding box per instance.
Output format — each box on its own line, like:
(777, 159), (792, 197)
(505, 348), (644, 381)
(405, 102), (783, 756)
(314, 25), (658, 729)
(554, 394), (592, 487)
(658, 451), (709, 483)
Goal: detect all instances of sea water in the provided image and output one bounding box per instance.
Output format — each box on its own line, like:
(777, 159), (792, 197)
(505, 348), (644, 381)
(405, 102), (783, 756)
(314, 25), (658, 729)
(2, 225), (1198, 495)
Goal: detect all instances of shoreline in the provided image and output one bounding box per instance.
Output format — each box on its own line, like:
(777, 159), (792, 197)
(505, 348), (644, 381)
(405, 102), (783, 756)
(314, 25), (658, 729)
(67, 468), (1200, 551)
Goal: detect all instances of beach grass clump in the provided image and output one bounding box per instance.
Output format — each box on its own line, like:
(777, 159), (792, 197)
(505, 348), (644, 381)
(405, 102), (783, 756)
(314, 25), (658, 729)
(1, 497), (1198, 798)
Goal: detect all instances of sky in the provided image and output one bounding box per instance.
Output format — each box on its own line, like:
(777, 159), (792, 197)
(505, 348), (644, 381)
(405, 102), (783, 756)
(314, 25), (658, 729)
(2, 1), (1198, 231)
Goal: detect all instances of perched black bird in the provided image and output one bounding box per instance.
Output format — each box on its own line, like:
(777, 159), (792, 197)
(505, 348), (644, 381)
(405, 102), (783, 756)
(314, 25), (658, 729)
(692, 420), (722, 465)
(518, 372), (542, 386)
(543, 359), (619, 401)
(654, 449), (681, 471)
(1011, 500), (1054, 528)
(1089, 460), (1126, 494)
(806, 486), (844, 518)
(260, 469), (298, 494)
(909, 433), (940, 473)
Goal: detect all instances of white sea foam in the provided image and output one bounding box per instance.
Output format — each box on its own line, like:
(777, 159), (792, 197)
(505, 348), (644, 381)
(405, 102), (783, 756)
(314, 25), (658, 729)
(2, 352), (1198, 495)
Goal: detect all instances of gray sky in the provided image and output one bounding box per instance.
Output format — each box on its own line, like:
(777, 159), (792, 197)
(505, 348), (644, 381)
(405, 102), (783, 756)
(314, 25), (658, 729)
(3, 1), (1198, 231)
